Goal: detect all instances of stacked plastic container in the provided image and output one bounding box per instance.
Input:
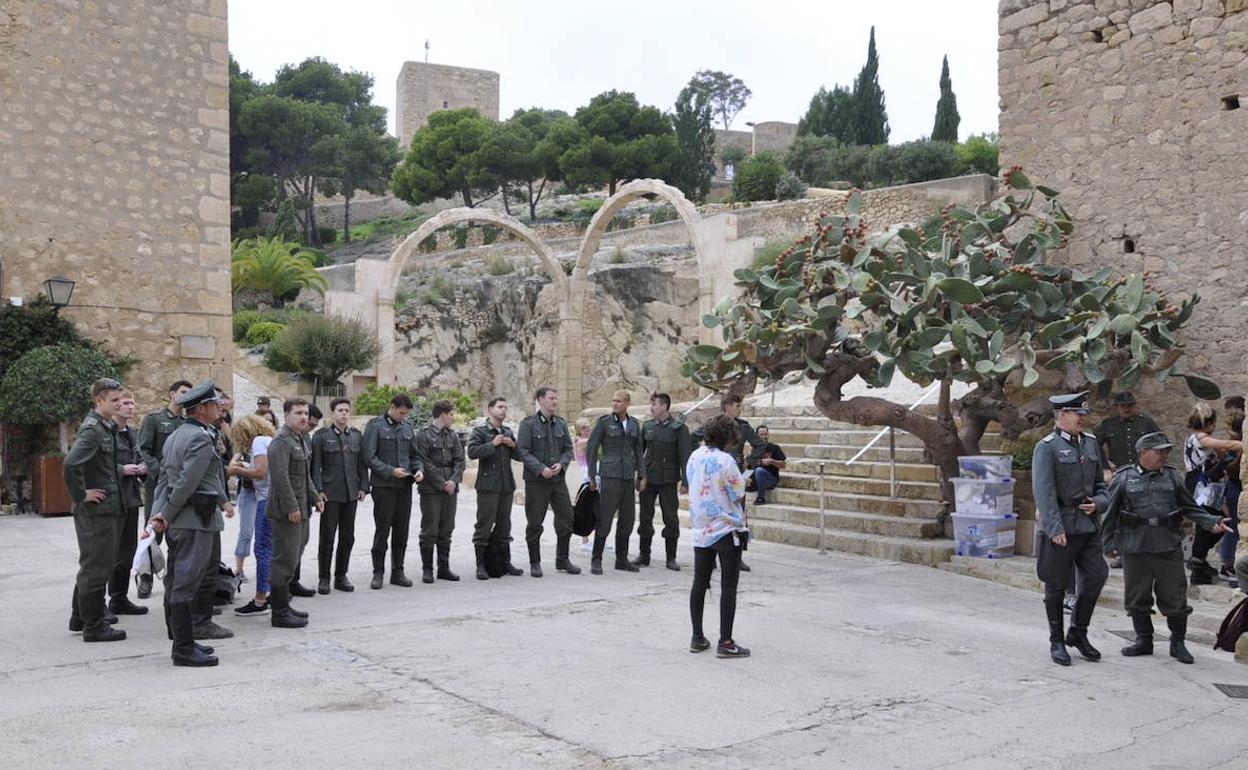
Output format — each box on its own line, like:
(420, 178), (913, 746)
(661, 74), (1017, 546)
(951, 455), (1017, 558)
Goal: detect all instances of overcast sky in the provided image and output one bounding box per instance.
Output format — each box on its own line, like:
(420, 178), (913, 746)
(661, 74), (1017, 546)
(229, 0), (999, 143)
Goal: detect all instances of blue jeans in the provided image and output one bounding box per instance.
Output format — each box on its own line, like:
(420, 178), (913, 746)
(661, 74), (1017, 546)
(235, 487), (257, 559)
(1220, 479), (1241, 564)
(253, 498), (272, 594)
(752, 467), (778, 499)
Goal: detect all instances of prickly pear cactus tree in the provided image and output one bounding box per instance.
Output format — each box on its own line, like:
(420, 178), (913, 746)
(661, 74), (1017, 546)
(682, 170), (1218, 490)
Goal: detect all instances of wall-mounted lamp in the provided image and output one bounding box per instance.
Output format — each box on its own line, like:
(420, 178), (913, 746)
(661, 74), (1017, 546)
(44, 276), (76, 311)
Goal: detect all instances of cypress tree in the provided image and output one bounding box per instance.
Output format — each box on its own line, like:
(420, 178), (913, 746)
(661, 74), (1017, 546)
(850, 27), (889, 145)
(931, 55), (960, 143)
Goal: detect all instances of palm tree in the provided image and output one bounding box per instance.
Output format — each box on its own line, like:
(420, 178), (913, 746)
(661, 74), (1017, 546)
(231, 237), (328, 307)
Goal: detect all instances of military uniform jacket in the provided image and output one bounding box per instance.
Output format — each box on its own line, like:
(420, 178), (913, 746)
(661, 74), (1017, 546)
(63, 411), (123, 516)
(587, 412), (643, 481)
(153, 418), (228, 531)
(137, 408), (184, 487)
(363, 414), (422, 488)
(311, 424), (369, 503)
(467, 422), (517, 493)
(1099, 464), (1222, 554)
(416, 424), (465, 495)
(691, 416), (761, 470)
(267, 426), (317, 518)
(115, 423), (144, 510)
(1031, 429), (1107, 539)
(1094, 413), (1161, 468)
(641, 416), (691, 485)
(516, 412), (574, 482)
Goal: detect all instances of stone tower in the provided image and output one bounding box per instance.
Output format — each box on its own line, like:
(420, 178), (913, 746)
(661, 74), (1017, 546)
(395, 62), (500, 148)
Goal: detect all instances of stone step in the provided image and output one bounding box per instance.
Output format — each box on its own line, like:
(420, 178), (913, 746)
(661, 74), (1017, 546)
(796, 444), (931, 463)
(765, 428), (1006, 451)
(774, 471), (943, 502)
(743, 403), (943, 419)
(937, 555), (1239, 636)
(769, 485), (946, 516)
(679, 512), (954, 566)
(748, 503), (945, 539)
(782, 457), (943, 482)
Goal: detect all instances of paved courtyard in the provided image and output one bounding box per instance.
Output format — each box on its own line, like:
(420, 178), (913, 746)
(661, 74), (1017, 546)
(2, 494), (1246, 769)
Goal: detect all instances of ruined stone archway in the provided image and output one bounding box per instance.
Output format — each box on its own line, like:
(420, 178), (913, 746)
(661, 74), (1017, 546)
(574, 179), (702, 275)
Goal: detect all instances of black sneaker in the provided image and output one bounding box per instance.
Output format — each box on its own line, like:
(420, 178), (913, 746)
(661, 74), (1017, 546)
(234, 600), (269, 616)
(690, 635), (711, 653)
(716, 640), (751, 658)
(754, 497), (766, 505)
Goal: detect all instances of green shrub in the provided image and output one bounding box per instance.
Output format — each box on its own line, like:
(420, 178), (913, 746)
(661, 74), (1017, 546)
(419, 234), (438, 253)
(1012, 447), (1033, 470)
(0, 344), (119, 426)
(485, 254), (513, 275)
(0, 296), (89, 377)
(354, 383), (415, 416)
(430, 388), (478, 418)
(957, 133), (999, 176)
(606, 212), (635, 232)
(232, 308), (312, 343)
(481, 224), (499, 245)
(317, 226), (338, 245)
(263, 315), (380, 387)
(453, 226), (469, 250)
(775, 171), (807, 201)
(732, 151), (785, 202)
(609, 247), (629, 264)
(244, 321), (285, 346)
(649, 206), (678, 224)
(412, 273), (454, 306)
(751, 238), (792, 269)
(719, 144), (748, 168)
(893, 140), (959, 184)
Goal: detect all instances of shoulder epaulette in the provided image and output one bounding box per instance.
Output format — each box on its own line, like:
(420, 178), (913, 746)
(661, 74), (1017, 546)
(1082, 431), (1096, 439)
(1113, 464), (1133, 474)
(81, 415), (99, 428)
(1041, 433), (1055, 443)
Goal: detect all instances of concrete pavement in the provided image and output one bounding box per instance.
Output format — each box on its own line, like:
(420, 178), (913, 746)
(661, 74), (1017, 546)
(2, 493), (1246, 769)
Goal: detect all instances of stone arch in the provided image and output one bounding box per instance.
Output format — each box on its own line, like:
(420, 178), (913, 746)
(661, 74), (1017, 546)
(386, 207), (567, 295)
(574, 178), (702, 274)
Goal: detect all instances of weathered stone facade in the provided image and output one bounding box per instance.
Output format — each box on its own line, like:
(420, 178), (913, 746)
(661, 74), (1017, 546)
(395, 61), (500, 149)
(999, 0), (1248, 416)
(713, 121), (799, 174)
(0, 0), (232, 407)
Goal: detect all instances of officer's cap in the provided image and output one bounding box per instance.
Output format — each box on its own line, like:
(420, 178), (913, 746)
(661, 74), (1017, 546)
(1113, 392), (1137, 405)
(1049, 391), (1089, 414)
(176, 379), (221, 410)
(1135, 431), (1174, 452)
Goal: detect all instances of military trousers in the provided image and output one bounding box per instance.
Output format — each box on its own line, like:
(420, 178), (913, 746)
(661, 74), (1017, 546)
(1123, 549), (1191, 617)
(108, 506), (140, 602)
(292, 510), (313, 585)
(638, 482), (680, 543)
(163, 527), (215, 606)
(523, 479), (574, 563)
(594, 478), (636, 559)
(142, 482), (164, 544)
(71, 510), (121, 632)
(418, 491), (458, 549)
(191, 531), (223, 627)
(371, 483), (413, 572)
(473, 491), (514, 546)
(1036, 531), (1108, 598)
(270, 511), (311, 605)
(318, 500), (357, 579)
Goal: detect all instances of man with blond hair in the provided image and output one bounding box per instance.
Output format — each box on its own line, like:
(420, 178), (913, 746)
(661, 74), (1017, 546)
(586, 390), (643, 574)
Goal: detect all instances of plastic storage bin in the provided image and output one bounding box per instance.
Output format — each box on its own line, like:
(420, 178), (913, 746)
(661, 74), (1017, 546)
(950, 477), (1015, 515)
(953, 512), (1017, 558)
(957, 455), (1013, 481)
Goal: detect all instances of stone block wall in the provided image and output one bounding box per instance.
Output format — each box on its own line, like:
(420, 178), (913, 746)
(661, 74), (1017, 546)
(0, 0), (232, 408)
(396, 61), (500, 149)
(999, 0), (1248, 420)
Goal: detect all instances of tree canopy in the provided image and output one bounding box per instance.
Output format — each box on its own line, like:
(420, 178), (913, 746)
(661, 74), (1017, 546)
(688, 70), (752, 131)
(391, 108), (499, 208)
(671, 84), (716, 202)
(931, 55), (960, 143)
(850, 27), (890, 145)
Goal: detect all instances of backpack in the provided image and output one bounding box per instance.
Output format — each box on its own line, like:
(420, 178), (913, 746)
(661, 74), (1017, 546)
(572, 482), (598, 537)
(213, 562), (242, 604)
(1214, 596), (1248, 652)
(484, 542), (507, 578)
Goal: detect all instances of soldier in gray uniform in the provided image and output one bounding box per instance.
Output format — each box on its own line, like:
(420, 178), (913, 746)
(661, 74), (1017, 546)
(1095, 392), (1161, 470)
(267, 397), (320, 628)
(416, 399), (466, 584)
(1100, 431), (1230, 664)
(1031, 391), (1109, 666)
(635, 392), (691, 571)
(150, 380), (235, 667)
(310, 397), (369, 594)
(64, 378), (128, 642)
(363, 393), (424, 589)
(108, 391), (148, 616)
(135, 379), (190, 597)
(516, 386), (582, 577)
(466, 397), (524, 579)
(586, 390), (644, 574)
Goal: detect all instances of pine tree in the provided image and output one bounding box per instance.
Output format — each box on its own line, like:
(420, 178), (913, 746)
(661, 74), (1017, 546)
(850, 27), (889, 146)
(931, 55), (960, 143)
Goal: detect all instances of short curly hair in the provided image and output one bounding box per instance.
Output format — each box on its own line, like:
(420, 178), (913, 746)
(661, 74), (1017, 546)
(702, 414), (740, 451)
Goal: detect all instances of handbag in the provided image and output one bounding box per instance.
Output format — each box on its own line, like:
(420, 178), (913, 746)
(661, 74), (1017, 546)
(572, 482), (598, 537)
(1195, 476), (1227, 509)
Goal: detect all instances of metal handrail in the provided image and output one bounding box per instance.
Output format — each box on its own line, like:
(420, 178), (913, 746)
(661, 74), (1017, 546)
(818, 462), (827, 553)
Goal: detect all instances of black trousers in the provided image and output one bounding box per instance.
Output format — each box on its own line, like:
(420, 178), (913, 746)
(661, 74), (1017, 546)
(418, 492), (457, 549)
(71, 511), (121, 632)
(524, 479), (574, 563)
(638, 482), (680, 543)
(691, 535), (743, 642)
(1038, 531), (1107, 637)
(1123, 550), (1191, 617)
(191, 531), (223, 626)
(108, 506), (140, 601)
(371, 483), (413, 572)
(594, 478), (635, 559)
(473, 490), (514, 546)
(318, 499), (357, 579)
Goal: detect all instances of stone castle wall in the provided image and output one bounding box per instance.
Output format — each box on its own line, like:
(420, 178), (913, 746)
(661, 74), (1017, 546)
(999, 0), (1248, 420)
(396, 61), (500, 149)
(0, 0), (232, 407)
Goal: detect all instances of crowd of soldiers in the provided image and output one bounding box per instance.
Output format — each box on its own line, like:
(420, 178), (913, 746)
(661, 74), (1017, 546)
(64, 379), (775, 668)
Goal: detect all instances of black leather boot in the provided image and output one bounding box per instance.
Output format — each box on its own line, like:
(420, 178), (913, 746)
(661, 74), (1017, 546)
(555, 535), (581, 574)
(171, 603), (217, 667)
(631, 536), (651, 567)
(1064, 595), (1101, 661)
(437, 544), (460, 581)
(502, 544), (523, 576)
(1121, 614), (1154, 656)
(269, 586), (307, 629)
(528, 540), (542, 577)
(1168, 615), (1194, 664)
(420, 545), (435, 584)
(476, 546), (490, 580)
(371, 552), (385, 589)
(1045, 594), (1071, 666)
(665, 537), (681, 571)
(191, 593), (233, 640)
